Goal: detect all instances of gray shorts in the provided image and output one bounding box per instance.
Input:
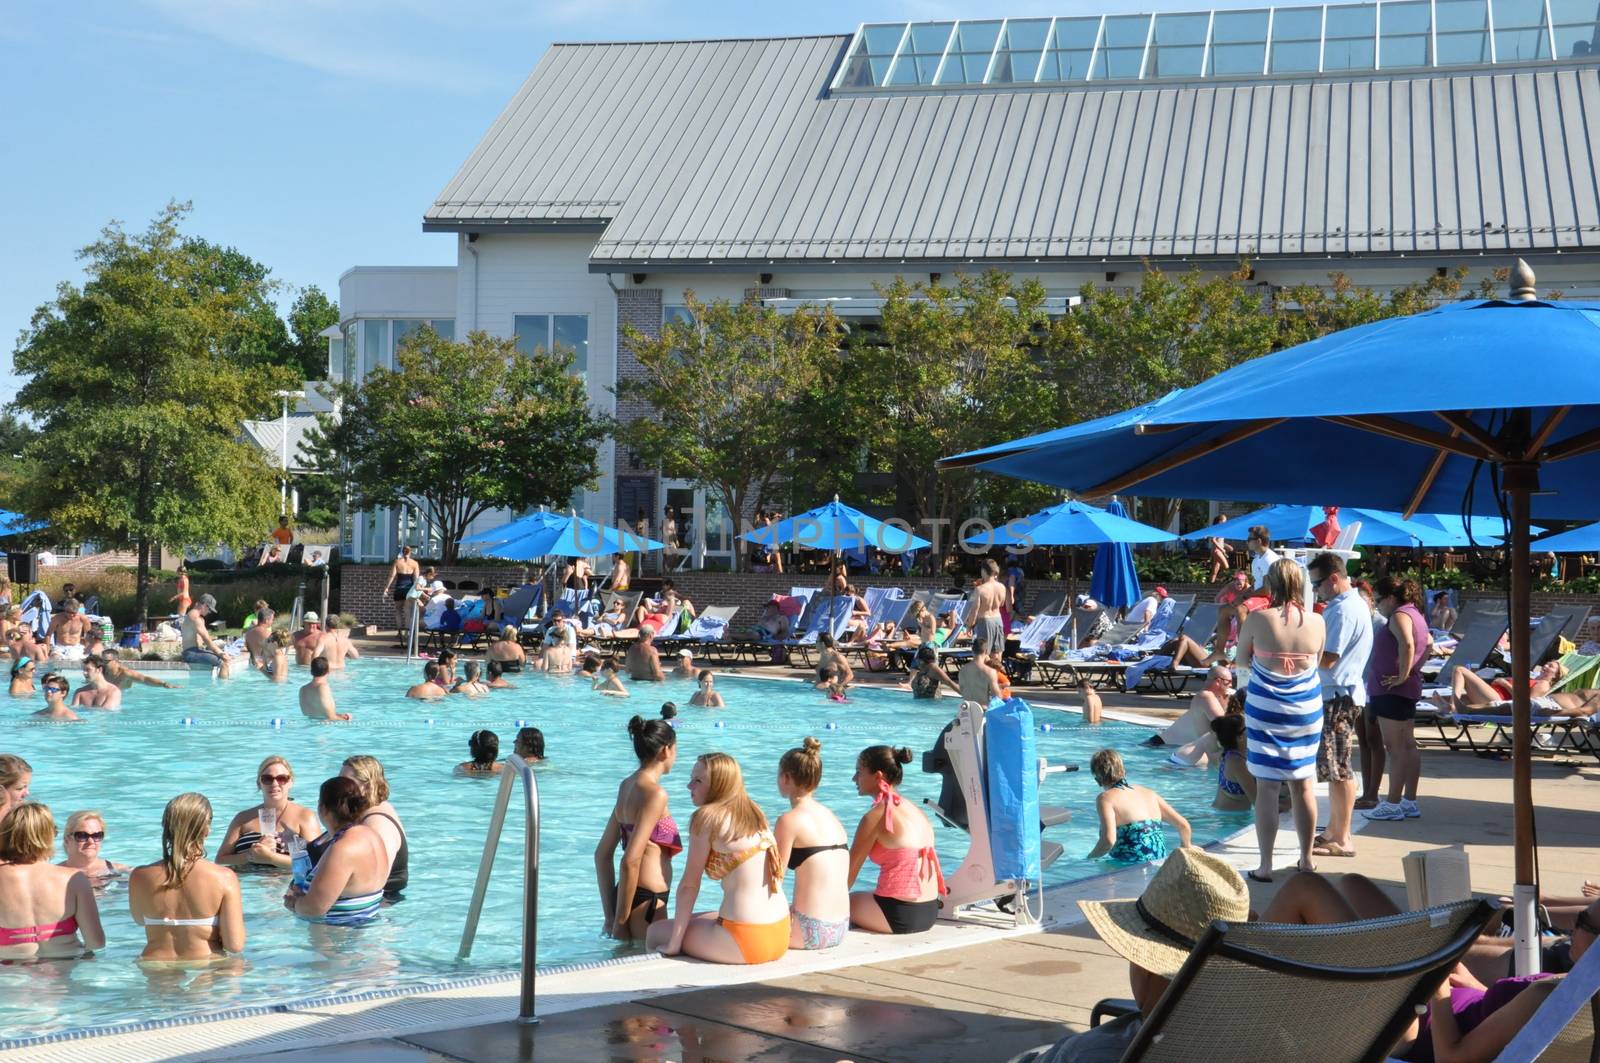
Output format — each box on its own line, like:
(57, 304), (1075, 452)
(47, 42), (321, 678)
(973, 616), (1005, 654)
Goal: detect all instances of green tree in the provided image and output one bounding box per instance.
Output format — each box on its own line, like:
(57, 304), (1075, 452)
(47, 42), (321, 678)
(615, 293), (843, 568)
(11, 203), (292, 623)
(307, 327), (607, 563)
(285, 285), (339, 380)
(840, 271), (1054, 555)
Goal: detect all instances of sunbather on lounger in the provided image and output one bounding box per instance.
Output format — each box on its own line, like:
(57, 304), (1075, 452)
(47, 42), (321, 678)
(1435, 659), (1567, 711)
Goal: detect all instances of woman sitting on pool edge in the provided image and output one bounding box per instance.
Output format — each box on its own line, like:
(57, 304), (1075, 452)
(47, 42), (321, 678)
(847, 745), (947, 935)
(596, 715), (681, 941)
(0, 802), (106, 961)
(647, 752), (790, 964)
(285, 777), (388, 926)
(457, 730), (503, 776)
(775, 738), (850, 950)
(1086, 749), (1191, 863)
(129, 793), (245, 963)
(215, 756), (319, 871)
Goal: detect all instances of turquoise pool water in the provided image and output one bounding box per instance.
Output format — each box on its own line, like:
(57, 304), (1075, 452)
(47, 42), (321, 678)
(0, 661), (1243, 1041)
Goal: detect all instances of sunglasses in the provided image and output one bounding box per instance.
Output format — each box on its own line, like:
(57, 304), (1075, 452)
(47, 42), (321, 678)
(72, 831), (105, 843)
(43, 685), (65, 695)
(259, 773), (291, 786)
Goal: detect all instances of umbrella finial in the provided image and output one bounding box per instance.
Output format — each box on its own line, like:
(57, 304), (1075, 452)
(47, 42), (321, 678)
(1510, 258), (1537, 301)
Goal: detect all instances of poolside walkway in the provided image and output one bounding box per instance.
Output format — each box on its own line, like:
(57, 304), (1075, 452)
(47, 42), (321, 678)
(227, 724), (1597, 1063)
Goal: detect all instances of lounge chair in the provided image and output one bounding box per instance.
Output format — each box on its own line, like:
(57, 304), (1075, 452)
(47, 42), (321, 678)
(840, 597), (912, 665)
(1028, 590), (1068, 618)
(1489, 912), (1600, 1062)
(1420, 604), (1510, 685)
(1033, 620), (1149, 690)
(656, 605), (739, 662)
(787, 595), (856, 668)
(1090, 898), (1495, 1062)
(1001, 614), (1069, 683)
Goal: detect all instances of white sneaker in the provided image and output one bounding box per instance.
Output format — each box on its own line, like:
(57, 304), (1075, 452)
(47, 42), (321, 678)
(1400, 799), (1421, 818)
(1363, 802), (1406, 821)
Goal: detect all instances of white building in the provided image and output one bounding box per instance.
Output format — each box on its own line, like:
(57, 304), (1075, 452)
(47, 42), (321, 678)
(336, 7), (1600, 563)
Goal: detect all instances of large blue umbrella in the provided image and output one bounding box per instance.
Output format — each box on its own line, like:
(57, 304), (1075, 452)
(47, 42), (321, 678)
(741, 497), (931, 554)
(1408, 513), (1544, 544)
(0, 510), (44, 536)
(1529, 522), (1600, 553)
(939, 262), (1598, 974)
(963, 498), (1175, 548)
(482, 512), (664, 560)
(1089, 500), (1143, 609)
(460, 508), (563, 546)
(1181, 504), (1472, 548)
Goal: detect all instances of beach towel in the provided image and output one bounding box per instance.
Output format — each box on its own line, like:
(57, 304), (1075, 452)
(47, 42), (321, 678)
(1244, 659), (1323, 780)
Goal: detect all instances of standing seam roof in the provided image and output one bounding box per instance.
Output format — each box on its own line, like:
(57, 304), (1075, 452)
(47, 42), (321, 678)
(425, 35), (1600, 261)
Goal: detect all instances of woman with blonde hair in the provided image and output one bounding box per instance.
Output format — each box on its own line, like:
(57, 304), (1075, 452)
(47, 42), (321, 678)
(0, 802), (105, 959)
(0, 753), (31, 824)
(340, 755), (408, 898)
(1238, 558), (1327, 883)
(647, 752), (789, 964)
(128, 793), (244, 961)
(215, 755), (319, 870)
(774, 738), (850, 950)
(59, 810), (129, 880)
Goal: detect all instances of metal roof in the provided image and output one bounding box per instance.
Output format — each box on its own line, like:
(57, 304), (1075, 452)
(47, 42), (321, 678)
(426, 34), (1600, 264)
(242, 412), (321, 473)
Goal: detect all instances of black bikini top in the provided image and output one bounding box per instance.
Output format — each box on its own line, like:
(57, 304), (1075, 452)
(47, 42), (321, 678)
(787, 842), (847, 870)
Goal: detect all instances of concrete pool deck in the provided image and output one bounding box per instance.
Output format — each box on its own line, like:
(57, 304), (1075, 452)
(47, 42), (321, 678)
(8, 652), (1596, 1061)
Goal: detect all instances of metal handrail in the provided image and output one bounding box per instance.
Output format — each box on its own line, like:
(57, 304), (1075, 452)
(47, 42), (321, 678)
(405, 597), (420, 660)
(458, 753), (541, 1025)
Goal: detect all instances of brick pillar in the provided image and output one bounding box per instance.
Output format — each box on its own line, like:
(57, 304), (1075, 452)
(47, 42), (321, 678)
(615, 287), (663, 530)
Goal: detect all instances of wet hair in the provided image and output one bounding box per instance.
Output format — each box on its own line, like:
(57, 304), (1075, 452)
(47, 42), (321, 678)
(627, 714), (677, 764)
(468, 729), (500, 767)
(659, 702), (677, 720)
(318, 776), (371, 827)
(780, 736), (824, 793)
(690, 752), (771, 841)
(341, 755), (390, 804)
(463, 660), (481, 683)
(580, 655), (600, 675)
(423, 662), (442, 683)
(857, 744), (914, 786)
(818, 633), (835, 649)
(515, 726), (545, 760)
(697, 669), (713, 682)
(1210, 713), (1247, 753)
(0, 754), (33, 791)
(40, 672), (69, 697)
(1226, 689), (1247, 715)
(1089, 748), (1126, 788)
(310, 656), (329, 677)
(604, 656), (622, 673)
(1374, 575), (1424, 608)
(487, 659), (505, 679)
(0, 802), (55, 863)
(160, 793), (213, 886)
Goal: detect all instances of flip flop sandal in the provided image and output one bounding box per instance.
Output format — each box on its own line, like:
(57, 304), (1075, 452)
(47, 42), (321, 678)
(1313, 842), (1356, 858)
(1246, 870), (1274, 884)
(1313, 833), (1331, 847)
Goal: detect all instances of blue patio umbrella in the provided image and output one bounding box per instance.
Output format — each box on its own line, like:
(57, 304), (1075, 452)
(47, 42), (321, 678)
(0, 510), (44, 536)
(459, 507), (563, 547)
(1529, 522), (1600, 553)
(1089, 501), (1144, 610)
(1180, 504), (1472, 548)
(939, 262), (1600, 974)
(741, 497), (931, 555)
(963, 498), (1175, 548)
(1408, 512), (1544, 544)
(480, 511), (664, 560)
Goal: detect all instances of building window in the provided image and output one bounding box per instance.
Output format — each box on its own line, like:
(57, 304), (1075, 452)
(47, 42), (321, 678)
(663, 306), (694, 326)
(514, 313), (589, 377)
(362, 320), (386, 378)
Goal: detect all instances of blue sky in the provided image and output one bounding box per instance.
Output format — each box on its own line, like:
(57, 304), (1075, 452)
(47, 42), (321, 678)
(1, 0), (1253, 393)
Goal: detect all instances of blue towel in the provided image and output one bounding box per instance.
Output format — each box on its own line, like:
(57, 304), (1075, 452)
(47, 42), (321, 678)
(1244, 659), (1323, 781)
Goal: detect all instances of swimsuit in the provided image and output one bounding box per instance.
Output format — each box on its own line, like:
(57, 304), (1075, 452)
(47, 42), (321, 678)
(1103, 780), (1169, 864)
(139, 915), (219, 927)
(705, 833), (789, 964)
(869, 782), (947, 934)
(618, 814), (682, 923)
(231, 829), (266, 856)
(1217, 749), (1248, 798)
(0, 917), (78, 948)
(363, 810), (410, 897)
(393, 574), (415, 602)
(788, 842), (850, 949)
(910, 670), (940, 699)
(296, 826), (383, 926)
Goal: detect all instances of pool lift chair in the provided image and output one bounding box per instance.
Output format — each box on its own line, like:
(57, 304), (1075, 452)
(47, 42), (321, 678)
(920, 698), (1075, 925)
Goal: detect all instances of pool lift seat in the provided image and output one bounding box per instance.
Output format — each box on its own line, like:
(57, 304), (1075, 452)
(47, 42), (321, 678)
(920, 699), (1073, 925)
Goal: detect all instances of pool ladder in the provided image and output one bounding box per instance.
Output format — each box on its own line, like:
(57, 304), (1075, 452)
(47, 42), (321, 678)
(457, 753), (542, 1025)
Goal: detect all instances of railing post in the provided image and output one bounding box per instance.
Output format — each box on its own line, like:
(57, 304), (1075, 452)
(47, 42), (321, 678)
(406, 596), (419, 660)
(457, 754), (540, 1025)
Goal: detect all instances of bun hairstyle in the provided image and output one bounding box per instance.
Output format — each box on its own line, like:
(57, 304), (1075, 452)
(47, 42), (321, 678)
(858, 744), (914, 786)
(659, 702), (678, 721)
(1374, 575), (1425, 608)
(160, 793), (213, 886)
(627, 714), (677, 763)
(318, 776), (371, 828)
(780, 736), (823, 793)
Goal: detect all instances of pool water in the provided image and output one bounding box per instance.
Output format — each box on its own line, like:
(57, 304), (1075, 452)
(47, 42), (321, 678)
(0, 661), (1242, 1041)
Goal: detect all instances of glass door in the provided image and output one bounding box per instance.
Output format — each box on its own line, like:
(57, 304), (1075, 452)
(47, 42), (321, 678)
(659, 481), (735, 570)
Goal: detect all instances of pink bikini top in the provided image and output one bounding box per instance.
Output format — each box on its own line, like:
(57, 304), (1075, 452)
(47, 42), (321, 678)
(869, 782), (948, 900)
(620, 814), (683, 856)
(0, 916), (78, 947)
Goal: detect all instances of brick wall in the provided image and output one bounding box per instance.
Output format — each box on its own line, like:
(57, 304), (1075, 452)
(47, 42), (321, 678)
(614, 287), (662, 516)
(52, 550), (142, 574)
(340, 564), (534, 626)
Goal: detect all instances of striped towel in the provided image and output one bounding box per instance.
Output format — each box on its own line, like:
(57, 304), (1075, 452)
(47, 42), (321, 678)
(1244, 659), (1324, 781)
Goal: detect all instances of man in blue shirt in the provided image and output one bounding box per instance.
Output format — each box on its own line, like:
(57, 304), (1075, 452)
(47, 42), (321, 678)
(1308, 552), (1374, 858)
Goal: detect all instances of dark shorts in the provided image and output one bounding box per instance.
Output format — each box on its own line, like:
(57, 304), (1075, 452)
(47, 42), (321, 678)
(1369, 693), (1419, 722)
(1317, 694), (1358, 783)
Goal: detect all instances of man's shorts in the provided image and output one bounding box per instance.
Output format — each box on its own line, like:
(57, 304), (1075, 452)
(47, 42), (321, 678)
(1316, 694), (1359, 783)
(972, 616), (1005, 654)
(181, 647), (224, 667)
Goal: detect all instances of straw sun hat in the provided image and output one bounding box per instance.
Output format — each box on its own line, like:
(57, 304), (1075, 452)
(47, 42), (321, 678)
(1078, 849), (1250, 978)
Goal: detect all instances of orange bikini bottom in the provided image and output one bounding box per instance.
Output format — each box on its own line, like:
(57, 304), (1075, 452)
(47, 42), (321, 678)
(716, 915), (790, 964)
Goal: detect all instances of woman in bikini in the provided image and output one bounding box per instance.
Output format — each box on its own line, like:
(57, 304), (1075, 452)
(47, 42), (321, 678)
(214, 756), (319, 872)
(1238, 558), (1327, 882)
(774, 738), (850, 951)
(847, 745), (947, 935)
(647, 752), (790, 964)
(1442, 658), (1567, 712)
(595, 715), (681, 941)
(1209, 714), (1257, 813)
(129, 793), (245, 962)
(59, 809), (130, 882)
(170, 563), (192, 619)
(1085, 749), (1191, 864)
(0, 802), (105, 960)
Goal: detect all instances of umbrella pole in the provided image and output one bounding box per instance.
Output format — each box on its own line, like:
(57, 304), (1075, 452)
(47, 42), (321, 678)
(1507, 470), (1538, 978)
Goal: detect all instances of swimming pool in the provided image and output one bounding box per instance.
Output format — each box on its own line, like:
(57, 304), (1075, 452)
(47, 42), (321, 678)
(0, 660), (1242, 1041)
